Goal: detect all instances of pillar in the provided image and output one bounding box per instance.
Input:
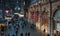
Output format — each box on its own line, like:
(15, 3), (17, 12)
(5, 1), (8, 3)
(49, 0), (54, 36)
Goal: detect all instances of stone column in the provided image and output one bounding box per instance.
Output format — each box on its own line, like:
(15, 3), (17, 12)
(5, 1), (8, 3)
(39, 1), (43, 36)
(49, 0), (54, 36)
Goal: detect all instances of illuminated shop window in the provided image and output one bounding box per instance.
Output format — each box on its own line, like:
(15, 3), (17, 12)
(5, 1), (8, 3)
(42, 12), (48, 24)
(30, 12), (39, 22)
(41, 11), (48, 33)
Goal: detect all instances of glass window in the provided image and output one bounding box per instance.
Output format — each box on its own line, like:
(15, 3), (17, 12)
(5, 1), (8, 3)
(54, 9), (60, 36)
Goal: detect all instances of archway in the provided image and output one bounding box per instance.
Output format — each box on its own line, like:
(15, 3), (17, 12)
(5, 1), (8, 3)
(53, 9), (60, 35)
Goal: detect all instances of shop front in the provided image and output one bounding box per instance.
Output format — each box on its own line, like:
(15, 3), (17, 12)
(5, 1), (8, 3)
(26, 2), (42, 31)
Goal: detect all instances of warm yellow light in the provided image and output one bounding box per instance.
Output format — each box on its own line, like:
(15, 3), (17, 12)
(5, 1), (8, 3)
(57, 30), (60, 32)
(41, 24), (48, 33)
(36, 22), (40, 30)
(5, 17), (12, 20)
(0, 24), (6, 28)
(54, 30), (56, 34)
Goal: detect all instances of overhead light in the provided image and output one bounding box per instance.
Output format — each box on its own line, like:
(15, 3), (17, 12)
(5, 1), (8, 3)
(14, 13), (19, 14)
(19, 14), (24, 17)
(14, 13), (24, 17)
(5, 17), (12, 20)
(15, 5), (20, 10)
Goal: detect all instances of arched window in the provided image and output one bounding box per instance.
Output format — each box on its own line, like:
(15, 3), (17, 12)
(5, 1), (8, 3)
(54, 9), (60, 31)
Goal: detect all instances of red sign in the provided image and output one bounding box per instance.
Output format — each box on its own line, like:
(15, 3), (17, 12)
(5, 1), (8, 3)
(30, 12), (39, 22)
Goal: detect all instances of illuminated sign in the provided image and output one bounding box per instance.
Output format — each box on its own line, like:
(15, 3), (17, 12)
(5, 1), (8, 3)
(5, 10), (9, 14)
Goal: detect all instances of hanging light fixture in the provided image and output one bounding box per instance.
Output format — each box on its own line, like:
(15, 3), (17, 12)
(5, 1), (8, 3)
(14, 0), (21, 11)
(14, 5), (21, 11)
